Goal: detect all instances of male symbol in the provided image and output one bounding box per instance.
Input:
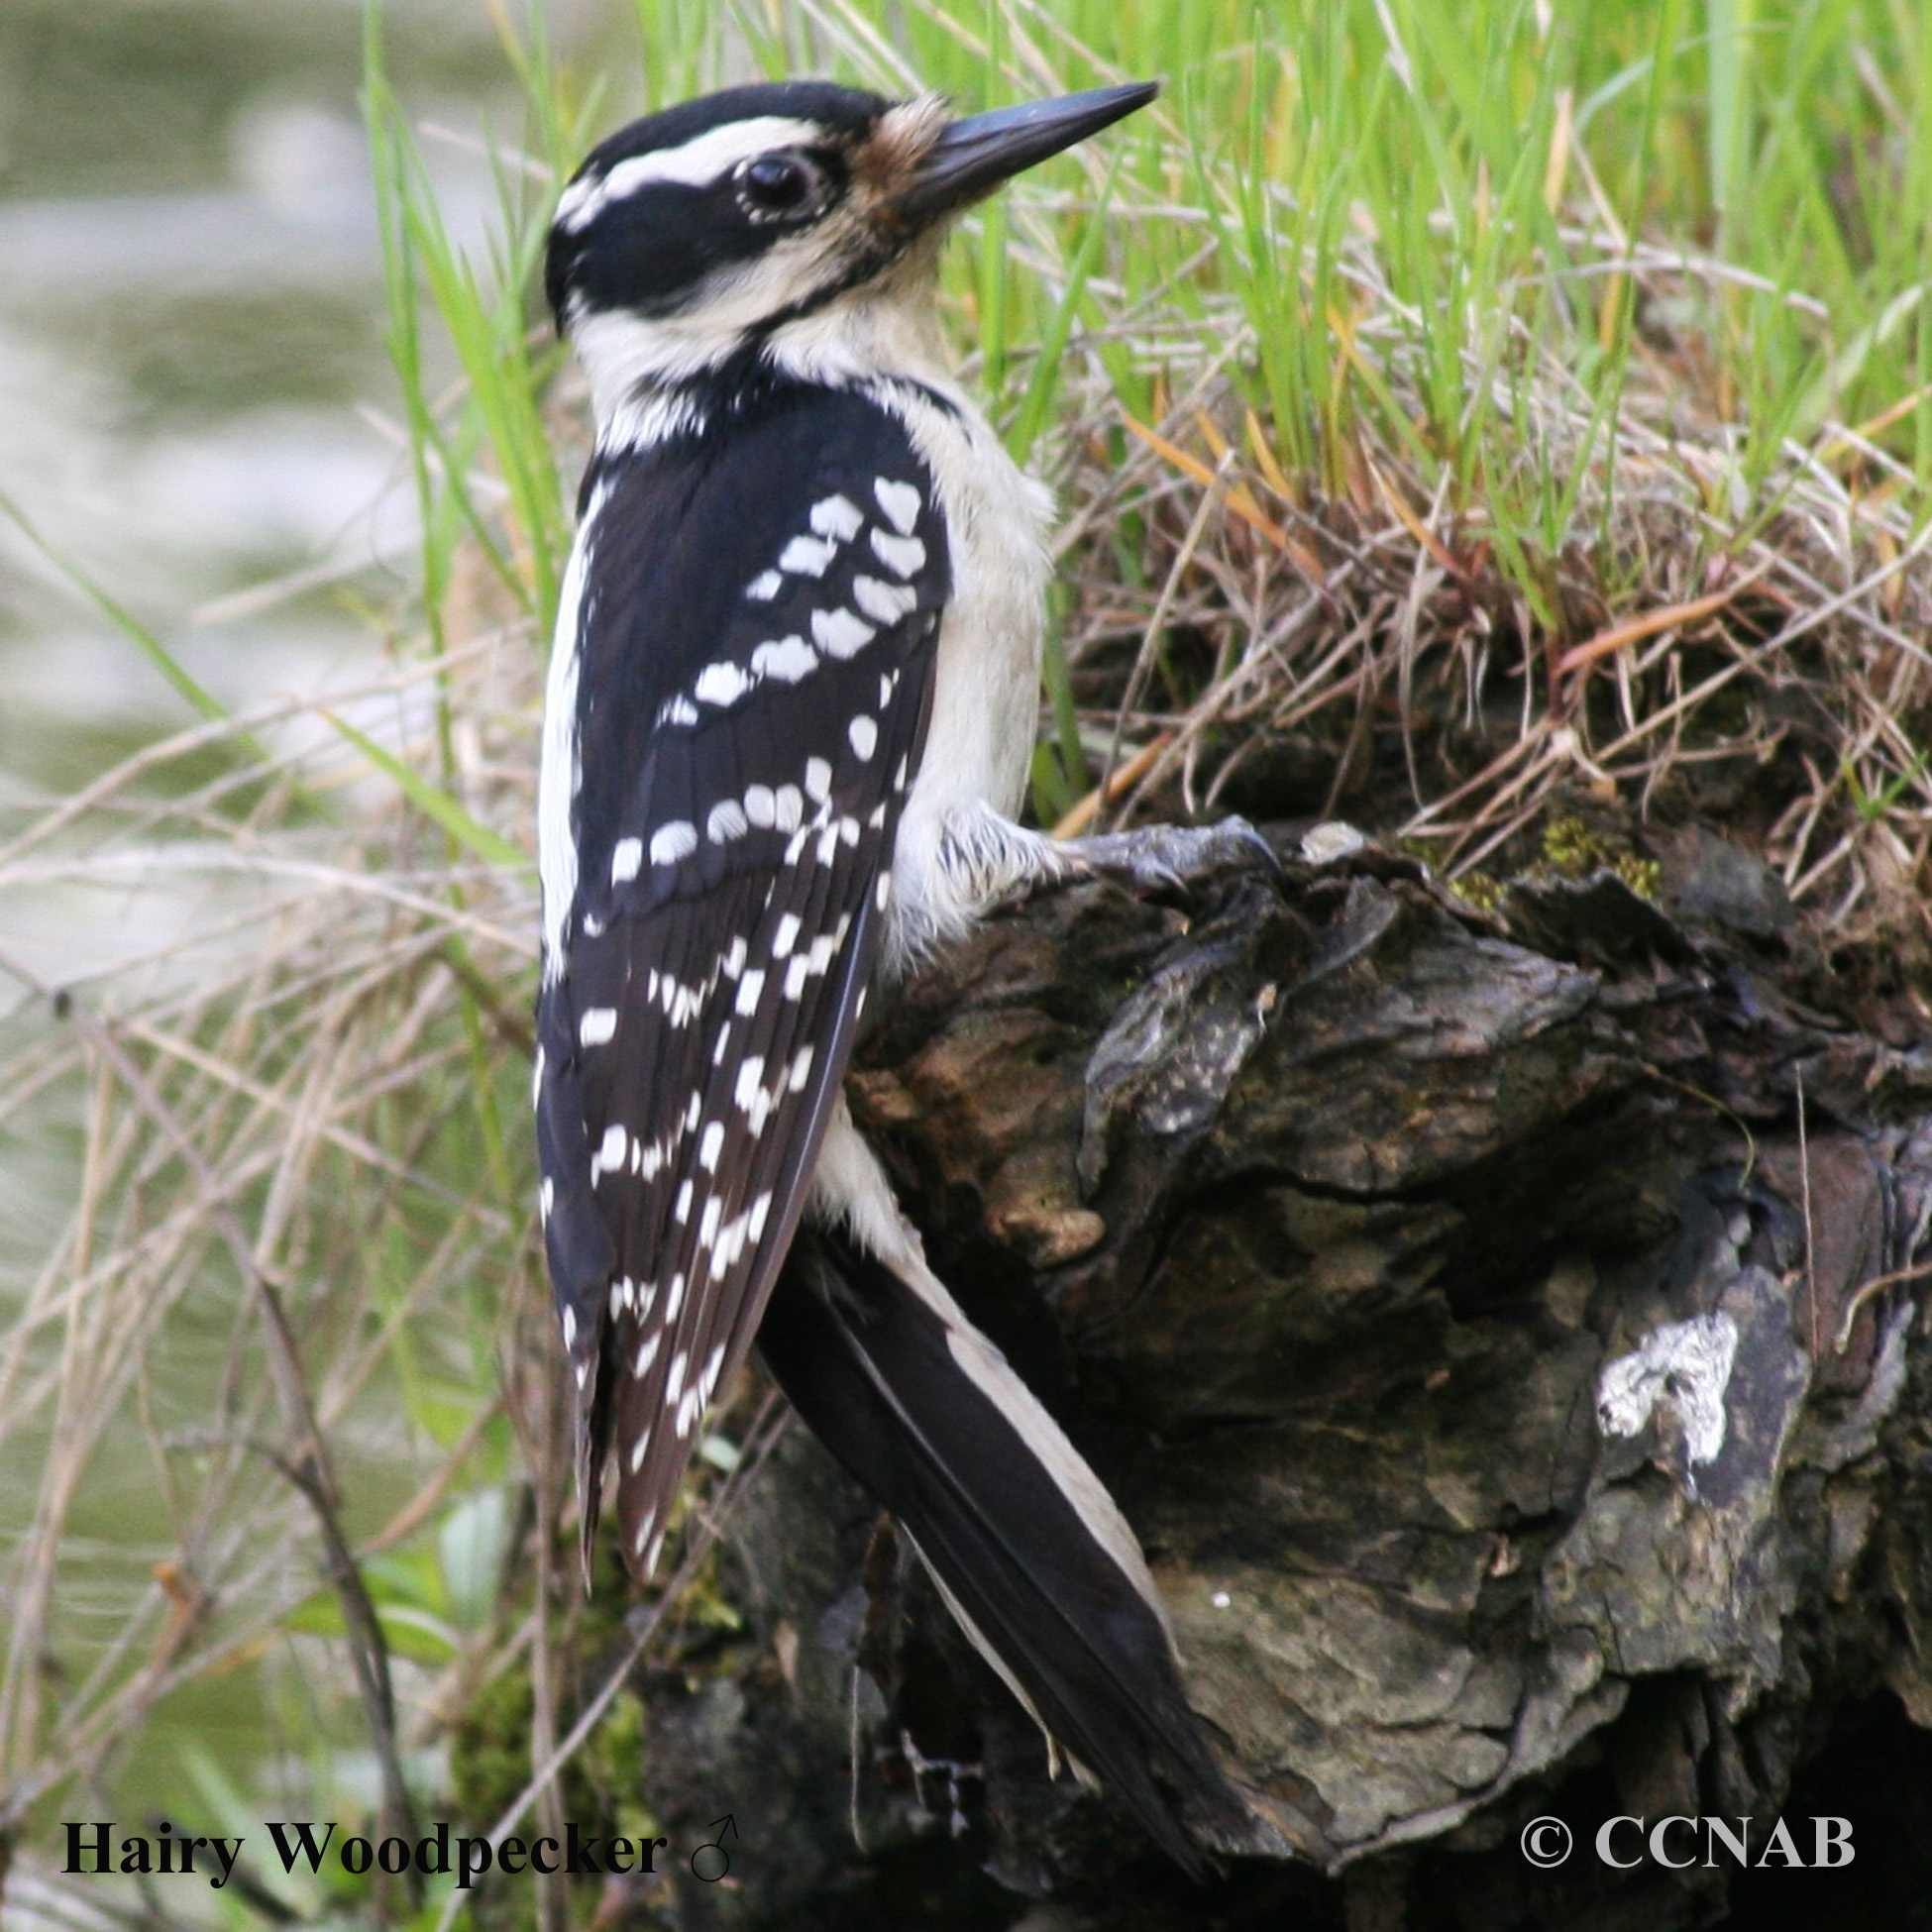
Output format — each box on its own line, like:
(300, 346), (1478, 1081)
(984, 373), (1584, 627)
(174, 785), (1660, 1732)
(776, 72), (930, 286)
(690, 1813), (737, 1883)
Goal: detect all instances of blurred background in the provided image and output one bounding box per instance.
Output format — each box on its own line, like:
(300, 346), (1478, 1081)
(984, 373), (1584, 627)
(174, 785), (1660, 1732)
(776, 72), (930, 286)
(0, 0), (593, 985)
(0, 0), (599, 1899)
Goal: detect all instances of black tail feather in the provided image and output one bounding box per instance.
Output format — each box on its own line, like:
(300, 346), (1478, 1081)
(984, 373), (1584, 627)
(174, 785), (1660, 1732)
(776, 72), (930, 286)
(758, 1225), (1248, 1878)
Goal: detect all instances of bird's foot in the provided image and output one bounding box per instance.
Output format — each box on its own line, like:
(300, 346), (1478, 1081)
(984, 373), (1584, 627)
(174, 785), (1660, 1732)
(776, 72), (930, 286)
(1069, 816), (1281, 899)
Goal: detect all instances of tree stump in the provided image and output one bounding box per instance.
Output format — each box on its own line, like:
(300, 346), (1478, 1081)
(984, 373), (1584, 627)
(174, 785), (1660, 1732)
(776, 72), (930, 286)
(633, 828), (1932, 1929)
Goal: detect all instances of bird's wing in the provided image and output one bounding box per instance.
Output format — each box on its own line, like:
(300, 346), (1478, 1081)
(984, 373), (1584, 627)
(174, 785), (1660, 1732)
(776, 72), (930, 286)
(535, 383), (948, 1574)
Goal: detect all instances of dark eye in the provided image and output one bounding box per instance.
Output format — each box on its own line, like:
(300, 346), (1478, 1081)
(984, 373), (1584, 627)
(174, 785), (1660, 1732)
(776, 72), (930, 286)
(735, 153), (827, 222)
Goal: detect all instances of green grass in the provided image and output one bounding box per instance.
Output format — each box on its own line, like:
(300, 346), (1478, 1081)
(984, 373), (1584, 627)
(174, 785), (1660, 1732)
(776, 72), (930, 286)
(382, 0), (1932, 811)
(2, 1), (1928, 1925)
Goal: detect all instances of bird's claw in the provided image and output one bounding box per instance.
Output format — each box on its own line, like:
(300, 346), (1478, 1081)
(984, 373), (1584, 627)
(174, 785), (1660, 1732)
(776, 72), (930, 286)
(1071, 815), (1282, 900)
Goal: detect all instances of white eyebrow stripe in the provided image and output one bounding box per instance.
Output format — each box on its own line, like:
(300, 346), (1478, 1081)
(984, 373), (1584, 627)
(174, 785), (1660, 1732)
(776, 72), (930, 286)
(557, 117), (824, 230)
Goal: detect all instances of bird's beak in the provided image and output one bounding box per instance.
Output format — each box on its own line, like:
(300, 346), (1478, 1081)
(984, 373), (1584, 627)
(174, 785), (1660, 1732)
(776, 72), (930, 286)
(891, 81), (1159, 230)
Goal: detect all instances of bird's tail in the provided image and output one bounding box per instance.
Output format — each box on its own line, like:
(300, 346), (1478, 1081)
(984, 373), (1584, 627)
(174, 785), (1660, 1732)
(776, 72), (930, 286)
(758, 1221), (1250, 1878)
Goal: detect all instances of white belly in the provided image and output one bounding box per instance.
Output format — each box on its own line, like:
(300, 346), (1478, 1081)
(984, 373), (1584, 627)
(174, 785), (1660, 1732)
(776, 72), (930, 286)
(875, 380), (1053, 964)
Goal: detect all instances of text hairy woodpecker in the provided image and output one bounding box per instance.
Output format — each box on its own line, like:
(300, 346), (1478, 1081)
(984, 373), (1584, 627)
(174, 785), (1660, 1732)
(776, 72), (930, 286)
(537, 77), (1256, 1872)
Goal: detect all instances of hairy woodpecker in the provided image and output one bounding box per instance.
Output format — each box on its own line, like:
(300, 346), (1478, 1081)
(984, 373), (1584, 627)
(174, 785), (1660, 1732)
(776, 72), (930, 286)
(536, 77), (1257, 1872)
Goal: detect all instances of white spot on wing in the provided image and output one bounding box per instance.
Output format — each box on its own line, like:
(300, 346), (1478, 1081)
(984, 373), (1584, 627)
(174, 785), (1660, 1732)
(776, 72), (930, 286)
(707, 799), (749, 843)
(746, 569), (783, 601)
(580, 1007), (617, 1046)
(779, 534), (837, 577)
(591, 1123), (628, 1180)
(611, 837), (643, 883)
(870, 530), (926, 578)
(874, 477), (921, 533)
(650, 820), (698, 866)
(750, 635), (817, 683)
(744, 785), (777, 827)
(811, 606), (874, 659)
(694, 661), (752, 706)
(809, 493), (863, 539)
(804, 757), (832, 803)
(848, 715), (878, 760)
(734, 1057), (766, 1110)
(852, 574), (918, 624)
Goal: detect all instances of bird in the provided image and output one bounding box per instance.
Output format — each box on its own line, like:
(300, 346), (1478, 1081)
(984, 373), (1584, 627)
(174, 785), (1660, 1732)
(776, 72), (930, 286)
(534, 75), (1261, 1875)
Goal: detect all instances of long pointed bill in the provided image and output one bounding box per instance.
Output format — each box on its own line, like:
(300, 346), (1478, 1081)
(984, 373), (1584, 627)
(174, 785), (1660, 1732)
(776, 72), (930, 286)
(892, 80), (1159, 229)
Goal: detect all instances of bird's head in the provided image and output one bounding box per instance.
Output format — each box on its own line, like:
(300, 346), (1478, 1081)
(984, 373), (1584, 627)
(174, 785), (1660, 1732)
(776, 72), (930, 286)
(545, 78), (1156, 421)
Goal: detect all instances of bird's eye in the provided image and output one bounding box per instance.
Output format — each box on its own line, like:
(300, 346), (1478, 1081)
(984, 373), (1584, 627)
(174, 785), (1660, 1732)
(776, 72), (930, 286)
(735, 153), (826, 222)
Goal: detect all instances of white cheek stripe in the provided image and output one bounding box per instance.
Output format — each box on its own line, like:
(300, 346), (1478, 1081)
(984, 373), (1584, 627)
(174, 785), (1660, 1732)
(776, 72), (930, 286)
(557, 117), (824, 231)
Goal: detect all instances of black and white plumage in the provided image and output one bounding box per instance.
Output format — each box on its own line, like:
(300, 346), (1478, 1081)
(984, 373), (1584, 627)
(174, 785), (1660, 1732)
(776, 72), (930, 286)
(536, 380), (947, 1572)
(536, 76), (1254, 1872)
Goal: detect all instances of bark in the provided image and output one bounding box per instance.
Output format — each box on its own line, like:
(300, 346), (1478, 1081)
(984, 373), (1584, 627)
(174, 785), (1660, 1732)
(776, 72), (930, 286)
(632, 830), (1932, 1930)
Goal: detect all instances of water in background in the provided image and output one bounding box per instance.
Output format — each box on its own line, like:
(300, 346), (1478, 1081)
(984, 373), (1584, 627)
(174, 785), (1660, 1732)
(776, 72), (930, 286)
(0, 0), (589, 986)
